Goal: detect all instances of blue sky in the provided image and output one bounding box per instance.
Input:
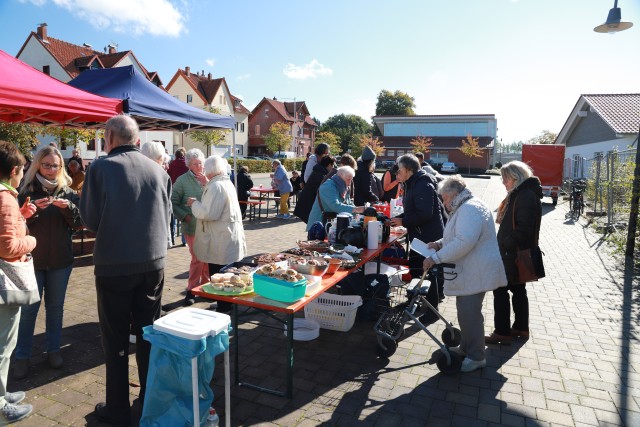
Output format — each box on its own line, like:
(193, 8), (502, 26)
(1, 0), (638, 144)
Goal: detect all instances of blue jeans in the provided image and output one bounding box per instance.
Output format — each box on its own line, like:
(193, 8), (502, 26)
(15, 265), (72, 359)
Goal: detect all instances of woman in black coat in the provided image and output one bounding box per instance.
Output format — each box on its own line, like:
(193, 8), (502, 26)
(353, 146), (379, 207)
(389, 154), (445, 323)
(293, 156), (335, 223)
(486, 161), (543, 344)
(236, 166), (254, 219)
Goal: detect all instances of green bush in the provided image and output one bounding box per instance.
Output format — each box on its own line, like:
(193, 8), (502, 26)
(228, 158), (304, 173)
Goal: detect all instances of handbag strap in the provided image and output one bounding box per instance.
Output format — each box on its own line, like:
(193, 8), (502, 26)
(511, 194), (541, 245)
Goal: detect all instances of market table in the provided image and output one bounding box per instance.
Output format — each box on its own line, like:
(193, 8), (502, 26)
(249, 187), (275, 219)
(192, 231), (406, 398)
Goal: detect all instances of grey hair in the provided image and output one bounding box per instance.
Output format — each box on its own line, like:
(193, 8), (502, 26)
(185, 148), (205, 167)
(336, 165), (356, 180)
(105, 115), (139, 146)
(501, 161), (533, 189)
(272, 159), (281, 166)
(438, 175), (467, 197)
(397, 154), (420, 173)
(204, 155), (228, 176)
(140, 141), (165, 163)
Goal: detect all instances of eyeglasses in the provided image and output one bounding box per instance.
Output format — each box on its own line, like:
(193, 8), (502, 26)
(41, 163), (61, 170)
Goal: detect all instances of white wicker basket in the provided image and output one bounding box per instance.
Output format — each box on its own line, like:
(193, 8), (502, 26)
(304, 293), (362, 332)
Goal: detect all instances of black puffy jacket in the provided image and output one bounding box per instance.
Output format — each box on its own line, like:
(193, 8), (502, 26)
(400, 169), (445, 245)
(497, 177), (543, 283)
(294, 163), (328, 223)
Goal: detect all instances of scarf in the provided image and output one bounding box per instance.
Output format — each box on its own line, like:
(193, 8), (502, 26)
(331, 174), (348, 199)
(496, 195), (510, 224)
(36, 173), (58, 193)
(448, 188), (473, 214)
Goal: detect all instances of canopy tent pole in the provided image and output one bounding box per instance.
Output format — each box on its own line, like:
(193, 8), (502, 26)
(232, 128), (237, 187)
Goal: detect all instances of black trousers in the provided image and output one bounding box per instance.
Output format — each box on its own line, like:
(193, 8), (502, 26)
(492, 282), (529, 335)
(95, 269), (164, 422)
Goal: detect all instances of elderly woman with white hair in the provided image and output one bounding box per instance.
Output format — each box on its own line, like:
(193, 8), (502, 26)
(306, 166), (364, 231)
(188, 156), (246, 311)
(422, 175), (507, 373)
(171, 148), (209, 305)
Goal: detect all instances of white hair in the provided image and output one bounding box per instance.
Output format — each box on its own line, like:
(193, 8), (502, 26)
(336, 166), (355, 180)
(185, 148), (205, 167)
(204, 155), (229, 176)
(140, 141), (165, 163)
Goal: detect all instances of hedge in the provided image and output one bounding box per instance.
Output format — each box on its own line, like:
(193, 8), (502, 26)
(227, 158), (305, 173)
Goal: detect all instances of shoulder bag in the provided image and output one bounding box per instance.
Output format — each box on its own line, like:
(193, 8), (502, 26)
(512, 198), (545, 282)
(316, 193), (337, 225)
(0, 254), (40, 306)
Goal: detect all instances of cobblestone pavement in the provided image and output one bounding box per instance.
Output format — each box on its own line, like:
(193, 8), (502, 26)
(7, 175), (639, 426)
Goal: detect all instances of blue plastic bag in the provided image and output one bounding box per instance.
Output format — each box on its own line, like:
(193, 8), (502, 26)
(139, 325), (230, 427)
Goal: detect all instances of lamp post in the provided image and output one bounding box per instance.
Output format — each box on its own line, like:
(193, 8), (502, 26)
(594, 0), (633, 33)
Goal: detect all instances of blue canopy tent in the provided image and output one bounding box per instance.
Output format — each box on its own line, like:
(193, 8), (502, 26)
(68, 65), (235, 131)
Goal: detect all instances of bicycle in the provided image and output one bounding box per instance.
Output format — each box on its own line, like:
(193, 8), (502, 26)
(567, 179), (586, 220)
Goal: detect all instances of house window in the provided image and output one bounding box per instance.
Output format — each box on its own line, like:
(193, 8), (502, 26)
(235, 123), (239, 131)
(386, 149), (395, 157)
(186, 94), (193, 103)
(43, 65), (50, 75)
(255, 125), (260, 135)
(240, 123), (245, 132)
(219, 95), (225, 104)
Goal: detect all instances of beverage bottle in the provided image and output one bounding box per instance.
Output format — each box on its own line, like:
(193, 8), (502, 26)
(205, 407), (219, 426)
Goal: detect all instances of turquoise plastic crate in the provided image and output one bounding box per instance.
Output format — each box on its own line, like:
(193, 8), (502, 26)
(253, 274), (307, 303)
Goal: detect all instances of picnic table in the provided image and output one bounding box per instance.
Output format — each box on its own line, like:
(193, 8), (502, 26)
(192, 230), (407, 398)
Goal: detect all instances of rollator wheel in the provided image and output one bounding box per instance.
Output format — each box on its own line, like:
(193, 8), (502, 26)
(436, 351), (462, 375)
(376, 337), (398, 358)
(441, 327), (462, 347)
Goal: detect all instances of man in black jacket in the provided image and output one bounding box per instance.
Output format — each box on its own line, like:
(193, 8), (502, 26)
(390, 154), (445, 323)
(80, 115), (172, 426)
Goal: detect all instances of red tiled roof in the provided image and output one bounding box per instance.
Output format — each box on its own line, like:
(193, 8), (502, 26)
(582, 94), (640, 134)
(254, 98), (317, 127)
(230, 95), (250, 115)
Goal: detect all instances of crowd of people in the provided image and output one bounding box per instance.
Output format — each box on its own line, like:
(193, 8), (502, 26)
(0, 113), (543, 423)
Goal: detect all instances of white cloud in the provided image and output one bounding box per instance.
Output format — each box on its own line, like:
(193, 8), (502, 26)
(206, 58), (215, 67)
(236, 73), (251, 81)
(283, 59), (333, 80)
(38, 0), (187, 37)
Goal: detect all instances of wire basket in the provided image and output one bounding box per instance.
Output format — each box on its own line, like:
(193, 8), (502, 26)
(304, 293), (362, 332)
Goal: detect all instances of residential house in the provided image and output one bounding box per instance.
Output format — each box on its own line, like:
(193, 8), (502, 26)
(16, 23), (172, 159)
(373, 114), (497, 171)
(165, 67), (248, 157)
(248, 97), (317, 157)
(555, 94), (639, 178)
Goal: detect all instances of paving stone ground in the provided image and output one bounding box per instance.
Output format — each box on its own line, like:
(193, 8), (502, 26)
(7, 175), (639, 426)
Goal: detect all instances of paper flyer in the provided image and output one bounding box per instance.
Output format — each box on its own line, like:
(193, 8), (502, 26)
(410, 238), (436, 258)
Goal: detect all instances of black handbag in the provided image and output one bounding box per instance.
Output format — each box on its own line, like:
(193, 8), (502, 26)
(512, 198), (545, 282)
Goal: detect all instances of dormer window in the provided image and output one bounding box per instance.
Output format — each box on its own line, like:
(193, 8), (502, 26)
(187, 94), (193, 103)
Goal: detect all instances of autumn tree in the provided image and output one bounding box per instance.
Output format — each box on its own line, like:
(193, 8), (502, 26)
(315, 131), (341, 156)
(44, 127), (99, 150)
(189, 106), (229, 156)
(459, 134), (483, 174)
(410, 136), (433, 156)
(0, 123), (41, 156)
(527, 130), (557, 145)
(264, 122), (291, 154)
(349, 134), (384, 160)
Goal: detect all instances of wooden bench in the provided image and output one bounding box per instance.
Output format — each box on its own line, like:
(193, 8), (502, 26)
(239, 200), (266, 220)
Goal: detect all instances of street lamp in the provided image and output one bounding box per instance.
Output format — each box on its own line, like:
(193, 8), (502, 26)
(594, 0), (633, 34)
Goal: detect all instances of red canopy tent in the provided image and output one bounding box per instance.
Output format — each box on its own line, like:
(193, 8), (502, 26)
(0, 49), (122, 128)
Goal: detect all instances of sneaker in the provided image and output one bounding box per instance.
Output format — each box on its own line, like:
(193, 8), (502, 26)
(460, 357), (486, 372)
(1, 403), (33, 424)
(12, 359), (29, 380)
(510, 328), (530, 339)
(184, 291), (195, 306)
(48, 351), (63, 369)
(485, 333), (511, 345)
(4, 392), (25, 405)
(94, 402), (130, 426)
(281, 214), (292, 219)
(274, 214), (283, 219)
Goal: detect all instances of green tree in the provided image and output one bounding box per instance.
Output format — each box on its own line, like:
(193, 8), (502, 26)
(264, 122), (291, 154)
(410, 135), (433, 156)
(319, 114), (372, 153)
(315, 131), (341, 156)
(349, 134), (384, 160)
(0, 123), (41, 156)
(459, 134), (483, 174)
(527, 130), (557, 145)
(375, 89), (416, 116)
(44, 127), (99, 149)
(188, 106), (229, 156)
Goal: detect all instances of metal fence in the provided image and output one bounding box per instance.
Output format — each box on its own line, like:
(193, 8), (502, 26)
(564, 148), (636, 229)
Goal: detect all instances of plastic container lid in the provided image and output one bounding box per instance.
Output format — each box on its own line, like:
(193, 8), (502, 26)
(153, 307), (230, 340)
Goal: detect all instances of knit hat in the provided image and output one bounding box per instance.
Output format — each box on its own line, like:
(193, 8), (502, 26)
(361, 146), (376, 161)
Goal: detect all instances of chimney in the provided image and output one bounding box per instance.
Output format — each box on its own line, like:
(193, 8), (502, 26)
(207, 73), (212, 80)
(185, 66), (190, 76)
(107, 44), (117, 54)
(37, 23), (47, 41)
(201, 69), (204, 76)
(83, 43), (92, 49)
